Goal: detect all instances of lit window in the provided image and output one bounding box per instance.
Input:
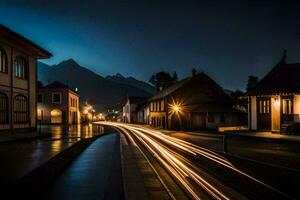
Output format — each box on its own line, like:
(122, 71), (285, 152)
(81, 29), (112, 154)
(37, 109), (43, 120)
(14, 95), (28, 123)
(161, 100), (164, 112)
(0, 48), (7, 73)
(259, 99), (270, 114)
(283, 99), (293, 114)
(52, 93), (62, 104)
(14, 56), (27, 79)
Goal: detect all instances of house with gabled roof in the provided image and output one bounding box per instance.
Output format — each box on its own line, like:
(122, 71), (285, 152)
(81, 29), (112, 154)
(0, 24), (52, 132)
(148, 72), (243, 130)
(37, 81), (80, 125)
(247, 50), (300, 132)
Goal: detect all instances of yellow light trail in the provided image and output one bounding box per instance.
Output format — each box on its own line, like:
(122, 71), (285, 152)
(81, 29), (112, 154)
(96, 122), (292, 200)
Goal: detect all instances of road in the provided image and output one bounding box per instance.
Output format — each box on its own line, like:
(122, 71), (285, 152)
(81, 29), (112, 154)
(97, 122), (299, 200)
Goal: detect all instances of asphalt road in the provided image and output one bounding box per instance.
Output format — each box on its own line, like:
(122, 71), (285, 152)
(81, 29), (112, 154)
(98, 122), (299, 200)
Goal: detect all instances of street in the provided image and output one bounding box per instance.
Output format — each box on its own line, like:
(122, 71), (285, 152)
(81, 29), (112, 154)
(98, 122), (300, 200)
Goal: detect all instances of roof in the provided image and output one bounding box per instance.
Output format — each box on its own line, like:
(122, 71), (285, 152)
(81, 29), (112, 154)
(246, 55), (300, 96)
(149, 77), (190, 101)
(43, 81), (69, 89)
(0, 24), (52, 58)
(149, 72), (232, 104)
(127, 96), (149, 104)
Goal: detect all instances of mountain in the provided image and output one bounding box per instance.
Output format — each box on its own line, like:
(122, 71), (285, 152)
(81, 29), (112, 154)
(38, 59), (155, 111)
(106, 73), (156, 94)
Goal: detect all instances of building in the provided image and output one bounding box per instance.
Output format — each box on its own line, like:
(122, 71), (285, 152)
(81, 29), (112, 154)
(247, 50), (300, 132)
(37, 81), (80, 125)
(148, 72), (243, 130)
(123, 96), (149, 123)
(0, 24), (52, 131)
(136, 102), (150, 124)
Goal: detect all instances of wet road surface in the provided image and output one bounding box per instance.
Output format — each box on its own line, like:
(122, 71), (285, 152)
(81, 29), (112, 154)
(0, 124), (102, 184)
(99, 122), (298, 200)
(44, 133), (123, 200)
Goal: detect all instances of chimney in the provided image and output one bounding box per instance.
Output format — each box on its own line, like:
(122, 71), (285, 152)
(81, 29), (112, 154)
(280, 49), (287, 64)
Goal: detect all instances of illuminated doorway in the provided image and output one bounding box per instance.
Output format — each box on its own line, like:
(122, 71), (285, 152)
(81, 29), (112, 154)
(51, 109), (62, 124)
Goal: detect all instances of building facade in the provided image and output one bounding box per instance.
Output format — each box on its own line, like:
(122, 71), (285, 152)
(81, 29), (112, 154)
(136, 103), (150, 124)
(123, 96), (149, 123)
(247, 51), (300, 132)
(149, 72), (243, 130)
(37, 81), (80, 125)
(0, 24), (52, 131)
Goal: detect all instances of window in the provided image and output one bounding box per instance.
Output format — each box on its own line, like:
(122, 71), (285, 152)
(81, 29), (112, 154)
(52, 93), (61, 104)
(14, 56), (27, 79)
(157, 100), (160, 111)
(259, 99), (270, 114)
(14, 95), (28, 123)
(0, 93), (8, 124)
(283, 99), (293, 114)
(0, 48), (7, 73)
(161, 100), (164, 112)
(37, 109), (43, 120)
(37, 94), (43, 103)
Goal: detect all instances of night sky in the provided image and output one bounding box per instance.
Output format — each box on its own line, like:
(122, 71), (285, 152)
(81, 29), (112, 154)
(1, 0), (300, 91)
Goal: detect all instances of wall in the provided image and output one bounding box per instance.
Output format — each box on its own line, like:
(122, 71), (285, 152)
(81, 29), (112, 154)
(294, 95), (300, 122)
(250, 96), (257, 130)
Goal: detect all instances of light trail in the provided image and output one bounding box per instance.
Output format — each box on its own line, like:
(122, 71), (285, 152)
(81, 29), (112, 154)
(96, 122), (294, 200)
(97, 121), (232, 200)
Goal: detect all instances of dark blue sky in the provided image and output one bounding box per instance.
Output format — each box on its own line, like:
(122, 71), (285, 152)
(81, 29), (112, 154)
(1, 0), (300, 90)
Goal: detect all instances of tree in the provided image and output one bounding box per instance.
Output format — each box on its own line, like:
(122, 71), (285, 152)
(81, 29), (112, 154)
(246, 76), (259, 92)
(149, 71), (177, 92)
(192, 68), (197, 76)
(173, 72), (178, 81)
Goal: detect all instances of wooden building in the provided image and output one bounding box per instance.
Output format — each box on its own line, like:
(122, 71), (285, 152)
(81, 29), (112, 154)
(37, 81), (80, 125)
(148, 72), (242, 130)
(247, 50), (300, 132)
(0, 24), (52, 131)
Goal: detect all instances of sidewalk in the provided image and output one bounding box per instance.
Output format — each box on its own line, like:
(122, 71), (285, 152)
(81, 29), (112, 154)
(224, 131), (300, 142)
(140, 124), (300, 143)
(120, 133), (172, 200)
(44, 133), (123, 200)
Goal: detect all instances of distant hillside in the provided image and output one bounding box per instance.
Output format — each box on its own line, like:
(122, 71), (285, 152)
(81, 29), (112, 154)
(38, 59), (154, 111)
(106, 73), (156, 94)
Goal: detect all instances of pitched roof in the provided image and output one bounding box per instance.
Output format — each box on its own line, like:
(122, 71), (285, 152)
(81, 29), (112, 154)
(148, 77), (190, 101)
(43, 81), (69, 89)
(149, 72), (232, 103)
(0, 24), (52, 58)
(246, 60), (300, 96)
(127, 96), (149, 104)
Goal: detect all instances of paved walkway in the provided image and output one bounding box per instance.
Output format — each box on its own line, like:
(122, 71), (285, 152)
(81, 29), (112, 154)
(120, 133), (171, 200)
(44, 133), (123, 200)
(140, 124), (300, 142)
(224, 131), (300, 142)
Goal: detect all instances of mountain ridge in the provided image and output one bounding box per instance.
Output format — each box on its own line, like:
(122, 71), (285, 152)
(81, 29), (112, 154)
(38, 59), (155, 111)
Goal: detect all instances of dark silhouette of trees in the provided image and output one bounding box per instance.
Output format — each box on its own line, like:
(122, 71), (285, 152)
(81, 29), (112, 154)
(246, 75), (259, 92)
(192, 68), (197, 76)
(149, 71), (177, 92)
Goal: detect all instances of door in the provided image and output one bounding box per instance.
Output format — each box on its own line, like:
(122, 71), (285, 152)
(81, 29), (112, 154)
(257, 97), (271, 130)
(51, 109), (62, 124)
